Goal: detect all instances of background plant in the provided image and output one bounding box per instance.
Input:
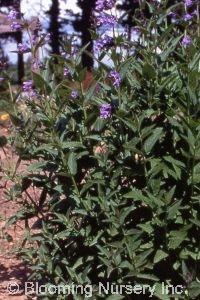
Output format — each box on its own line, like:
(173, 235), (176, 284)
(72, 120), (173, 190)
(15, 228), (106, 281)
(2, 0), (200, 299)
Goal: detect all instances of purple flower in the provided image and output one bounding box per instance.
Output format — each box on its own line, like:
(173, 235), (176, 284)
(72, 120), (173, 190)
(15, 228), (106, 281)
(95, 35), (114, 52)
(11, 21), (22, 31)
(45, 33), (51, 42)
(183, 13), (193, 21)
(61, 51), (70, 59)
(184, 0), (193, 6)
(61, 46), (78, 59)
(63, 67), (70, 77)
(71, 90), (79, 100)
(32, 60), (43, 70)
(168, 12), (178, 24)
(22, 80), (36, 97)
(132, 27), (141, 36)
(100, 103), (112, 119)
(95, 13), (117, 26)
(7, 9), (19, 20)
(17, 43), (30, 53)
(23, 80), (33, 92)
(182, 35), (191, 47)
(95, 0), (116, 11)
(108, 70), (121, 88)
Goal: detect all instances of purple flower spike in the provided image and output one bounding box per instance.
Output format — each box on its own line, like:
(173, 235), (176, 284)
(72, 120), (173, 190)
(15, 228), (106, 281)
(23, 80), (33, 92)
(95, 0), (116, 11)
(184, 0), (193, 7)
(32, 60), (43, 70)
(183, 13), (193, 21)
(108, 70), (121, 88)
(95, 13), (117, 27)
(64, 67), (70, 77)
(95, 35), (114, 52)
(17, 43), (30, 53)
(100, 103), (112, 119)
(7, 9), (19, 20)
(23, 80), (36, 98)
(45, 33), (51, 42)
(11, 21), (22, 31)
(182, 35), (191, 47)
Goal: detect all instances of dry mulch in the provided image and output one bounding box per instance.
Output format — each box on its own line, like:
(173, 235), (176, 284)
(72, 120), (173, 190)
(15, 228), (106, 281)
(0, 125), (31, 300)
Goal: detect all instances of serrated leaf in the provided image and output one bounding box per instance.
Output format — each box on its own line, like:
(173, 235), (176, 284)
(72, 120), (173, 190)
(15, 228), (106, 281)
(167, 200), (182, 220)
(168, 230), (188, 249)
(153, 249), (168, 264)
(27, 161), (56, 172)
(138, 223), (153, 234)
(144, 127), (163, 154)
(124, 188), (144, 200)
(163, 156), (185, 168)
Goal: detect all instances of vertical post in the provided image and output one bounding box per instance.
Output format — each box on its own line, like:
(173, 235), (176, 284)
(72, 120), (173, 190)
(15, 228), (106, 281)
(48, 0), (60, 55)
(13, 0), (24, 84)
(80, 0), (95, 70)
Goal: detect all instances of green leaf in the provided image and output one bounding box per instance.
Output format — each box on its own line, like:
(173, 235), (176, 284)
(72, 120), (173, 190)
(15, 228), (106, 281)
(153, 249), (168, 264)
(138, 223), (153, 234)
(143, 127), (163, 154)
(142, 63), (156, 80)
(154, 283), (171, 300)
(135, 249), (154, 268)
(32, 71), (52, 94)
(188, 281), (200, 298)
(27, 161), (56, 172)
(167, 200), (182, 220)
(168, 229), (188, 249)
(68, 152), (77, 175)
(160, 36), (182, 62)
(163, 156), (185, 168)
(61, 141), (85, 149)
(188, 70), (199, 89)
(124, 188), (146, 201)
(9, 112), (24, 126)
(106, 295), (124, 300)
(118, 117), (137, 132)
(96, 244), (111, 259)
(136, 273), (159, 281)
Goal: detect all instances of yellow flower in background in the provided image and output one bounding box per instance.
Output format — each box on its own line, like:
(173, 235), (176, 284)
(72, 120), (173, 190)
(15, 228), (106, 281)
(0, 113), (9, 121)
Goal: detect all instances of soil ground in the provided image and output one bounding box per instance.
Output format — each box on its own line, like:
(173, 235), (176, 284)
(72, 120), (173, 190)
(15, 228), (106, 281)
(0, 125), (30, 300)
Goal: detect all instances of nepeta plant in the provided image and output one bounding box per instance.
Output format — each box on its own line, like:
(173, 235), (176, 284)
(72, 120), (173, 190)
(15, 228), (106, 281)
(2, 1), (200, 299)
